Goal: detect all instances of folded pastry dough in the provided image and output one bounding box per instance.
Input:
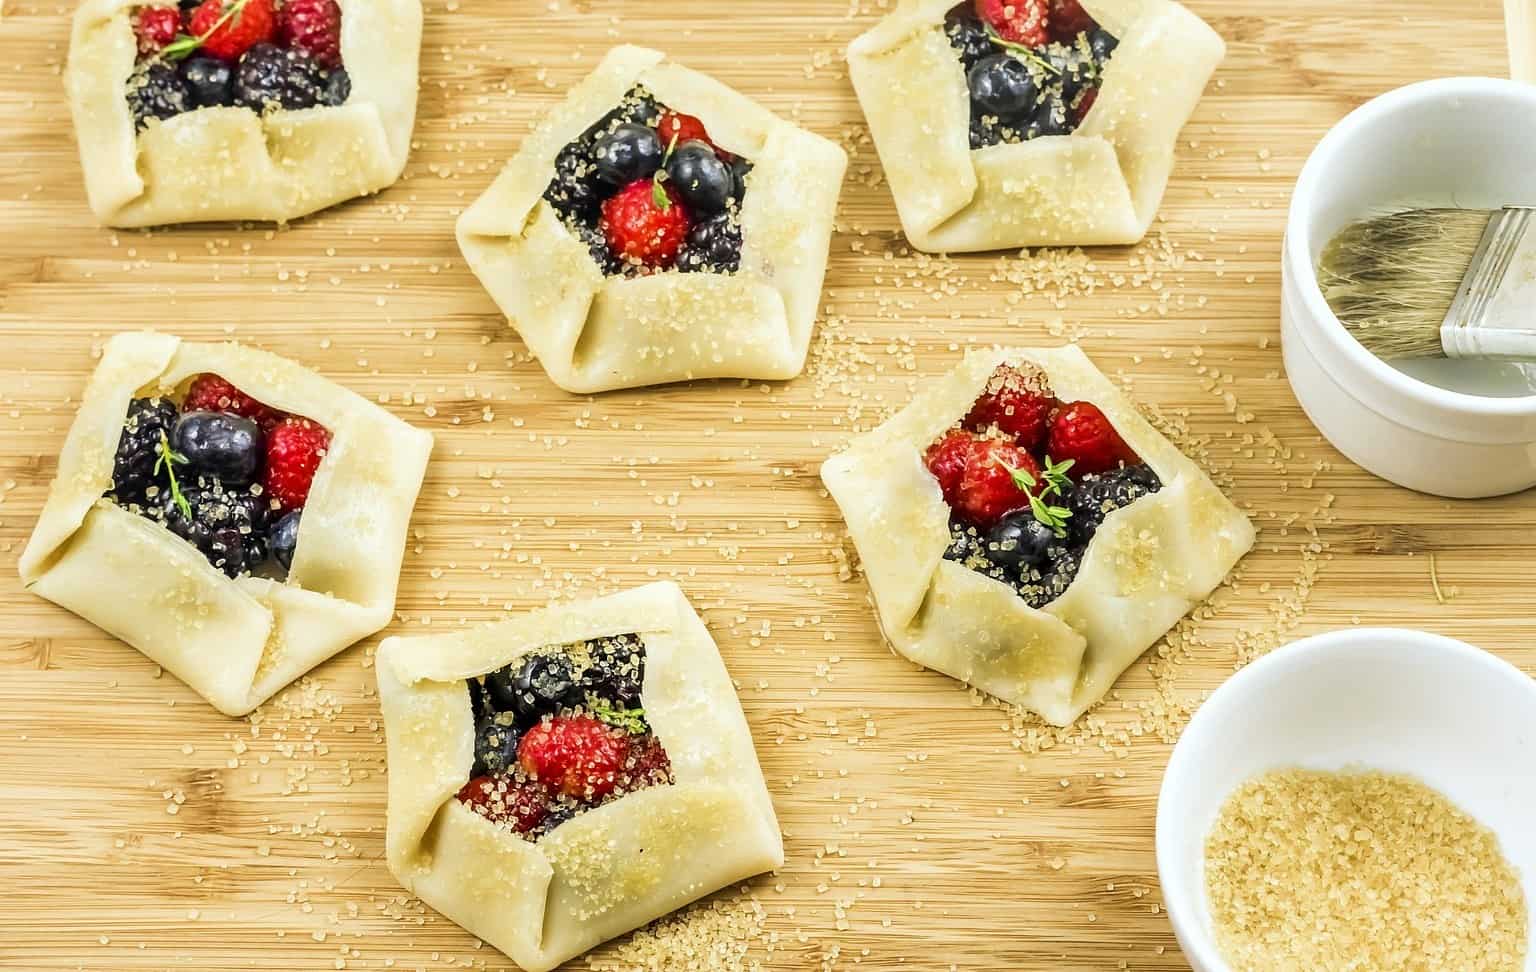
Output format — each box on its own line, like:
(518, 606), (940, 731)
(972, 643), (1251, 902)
(846, 0), (1224, 252)
(456, 45), (847, 394)
(65, 0), (422, 227)
(821, 346), (1254, 725)
(377, 582), (783, 972)
(18, 331), (433, 716)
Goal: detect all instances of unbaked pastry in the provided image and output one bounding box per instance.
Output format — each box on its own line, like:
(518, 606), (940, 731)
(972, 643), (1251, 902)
(846, 0), (1224, 252)
(377, 582), (783, 972)
(821, 346), (1254, 725)
(18, 331), (433, 716)
(456, 45), (847, 394)
(65, 0), (422, 227)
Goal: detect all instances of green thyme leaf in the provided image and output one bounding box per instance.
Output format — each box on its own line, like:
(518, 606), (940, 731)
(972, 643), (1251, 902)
(661, 131), (680, 165)
(1027, 492), (1072, 538)
(999, 459), (1037, 493)
(1039, 455), (1075, 499)
(650, 176), (671, 211)
(588, 699), (649, 735)
(155, 432), (192, 520)
(984, 23), (1058, 74)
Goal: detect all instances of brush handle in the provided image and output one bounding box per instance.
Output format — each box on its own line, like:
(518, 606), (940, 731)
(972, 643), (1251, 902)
(1508, 0), (1536, 84)
(1442, 207), (1536, 359)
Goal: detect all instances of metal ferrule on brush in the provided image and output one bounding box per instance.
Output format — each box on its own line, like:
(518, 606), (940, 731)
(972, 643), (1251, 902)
(1441, 206), (1536, 358)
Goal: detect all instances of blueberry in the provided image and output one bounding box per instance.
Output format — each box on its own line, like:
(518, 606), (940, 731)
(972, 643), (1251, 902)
(944, 7), (992, 66)
(321, 68), (351, 107)
(1046, 47), (1093, 100)
(172, 410), (263, 484)
(967, 55), (1037, 122)
(1088, 28), (1118, 62)
(985, 513), (1056, 571)
(728, 156), (753, 204)
(486, 652), (582, 722)
(583, 635), (643, 706)
(269, 509), (301, 571)
(472, 713), (521, 776)
(592, 123), (663, 187)
(180, 57), (234, 109)
(665, 140), (733, 214)
(679, 213), (742, 274)
(1024, 93), (1070, 139)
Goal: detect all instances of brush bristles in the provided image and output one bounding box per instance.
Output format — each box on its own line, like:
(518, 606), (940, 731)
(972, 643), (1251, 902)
(1317, 208), (1492, 358)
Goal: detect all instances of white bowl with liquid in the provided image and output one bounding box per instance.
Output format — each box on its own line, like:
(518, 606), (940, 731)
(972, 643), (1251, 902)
(1282, 77), (1536, 497)
(1156, 628), (1536, 972)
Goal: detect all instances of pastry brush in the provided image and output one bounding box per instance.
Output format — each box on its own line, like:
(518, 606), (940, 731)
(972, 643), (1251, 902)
(1317, 206), (1536, 360)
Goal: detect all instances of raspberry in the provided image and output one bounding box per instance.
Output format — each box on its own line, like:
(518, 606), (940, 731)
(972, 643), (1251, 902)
(924, 429), (978, 506)
(517, 714), (631, 800)
(1048, 0), (1096, 40)
(624, 734), (673, 789)
(456, 774), (550, 834)
(183, 373), (281, 428)
(133, 6), (180, 54)
(655, 110), (727, 158)
(276, 0), (341, 69)
(1073, 87), (1099, 124)
(1046, 400), (1139, 476)
(262, 416), (329, 510)
(962, 363), (1058, 449)
(954, 438), (1039, 528)
(187, 0), (275, 62)
(600, 179), (691, 271)
(974, 0), (1049, 48)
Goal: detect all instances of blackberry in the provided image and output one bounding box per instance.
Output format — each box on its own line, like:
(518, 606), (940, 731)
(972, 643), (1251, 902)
(944, 6), (992, 67)
(1022, 545), (1083, 609)
(544, 143), (602, 220)
(158, 476), (271, 578)
(728, 156), (753, 204)
(109, 397), (179, 504)
(1045, 45), (1094, 101)
(321, 68), (351, 107)
(569, 218), (622, 275)
(233, 43), (326, 113)
(127, 62), (191, 130)
(943, 519), (981, 563)
(1088, 28), (1118, 62)
(1024, 92), (1071, 140)
(1066, 463), (1162, 544)
(583, 634), (644, 707)
(679, 212), (742, 274)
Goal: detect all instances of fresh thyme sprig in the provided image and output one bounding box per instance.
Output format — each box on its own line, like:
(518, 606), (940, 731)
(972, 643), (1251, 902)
(1001, 455), (1075, 537)
(159, 0), (252, 63)
(983, 22), (1058, 75)
(650, 131), (680, 211)
(588, 699), (649, 735)
(154, 431), (192, 519)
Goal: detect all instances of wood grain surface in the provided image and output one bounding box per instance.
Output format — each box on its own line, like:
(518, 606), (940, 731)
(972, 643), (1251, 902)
(0, 0), (1531, 969)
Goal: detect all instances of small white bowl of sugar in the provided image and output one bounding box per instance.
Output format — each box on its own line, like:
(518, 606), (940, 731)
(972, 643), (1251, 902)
(1156, 627), (1536, 972)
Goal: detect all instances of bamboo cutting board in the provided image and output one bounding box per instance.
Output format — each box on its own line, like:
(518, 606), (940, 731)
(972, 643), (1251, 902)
(0, 1), (1531, 969)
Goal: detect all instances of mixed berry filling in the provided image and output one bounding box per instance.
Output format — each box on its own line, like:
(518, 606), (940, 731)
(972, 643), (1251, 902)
(126, 0), (349, 130)
(924, 362), (1162, 608)
(106, 373), (330, 578)
(542, 86), (753, 277)
(456, 634), (674, 841)
(945, 0), (1119, 149)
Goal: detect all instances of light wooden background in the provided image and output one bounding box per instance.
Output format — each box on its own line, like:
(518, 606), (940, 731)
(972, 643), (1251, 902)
(0, 0), (1530, 969)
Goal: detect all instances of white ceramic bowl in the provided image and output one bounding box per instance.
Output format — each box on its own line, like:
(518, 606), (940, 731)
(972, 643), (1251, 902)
(1283, 77), (1536, 498)
(1156, 628), (1536, 972)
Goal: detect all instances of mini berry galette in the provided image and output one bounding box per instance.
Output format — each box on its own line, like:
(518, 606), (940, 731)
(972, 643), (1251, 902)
(456, 45), (847, 394)
(846, 0), (1224, 252)
(377, 583), (782, 972)
(18, 331), (432, 717)
(65, 0), (421, 226)
(821, 346), (1254, 726)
